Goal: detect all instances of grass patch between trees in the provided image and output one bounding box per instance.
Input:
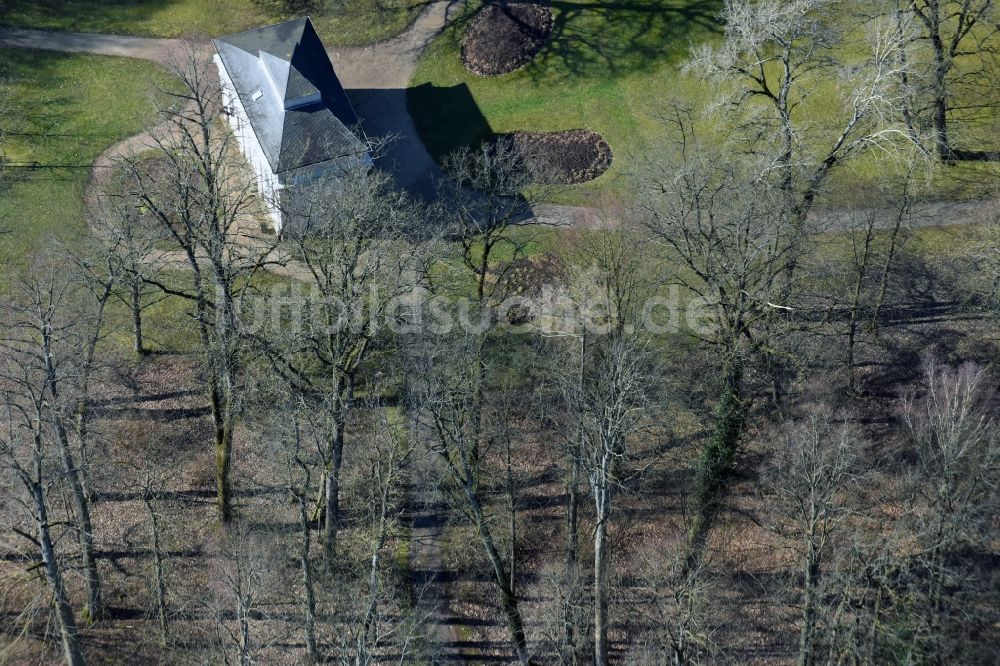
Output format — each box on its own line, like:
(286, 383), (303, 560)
(0, 0), (423, 47)
(0, 48), (178, 290)
(408, 0), (723, 205)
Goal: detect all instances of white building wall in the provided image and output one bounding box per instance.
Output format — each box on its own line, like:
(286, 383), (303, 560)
(213, 54), (285, 232)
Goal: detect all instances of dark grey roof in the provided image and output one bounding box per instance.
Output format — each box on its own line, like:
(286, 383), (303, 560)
(212, 17), (367, 174)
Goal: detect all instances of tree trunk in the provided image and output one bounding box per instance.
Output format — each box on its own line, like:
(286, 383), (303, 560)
(297, 491), (319, 662)
(42, 312), (103, 620)
(506, 437), (517, 596)
(75, 287), (110, 506)
(131, 281), (145, 355)
(593, 511), (609, 666)
(51, 415), (102, 621)
(798, 540), (819, 666)
(563, 334), (585, 664)
(143, 495), (169, 647)
(213, 384), (234, 523)
(564, 443), (580, 663)
(33, 482), (86, 666)
(689, 361), (744, 560)
(926, 1), (954, 161)
(466, 486), (530, 665)
(323, 376), (353, 567)
(323, 417), (345, 566)
(846, 226), (873, 394)
(358, 515), (389, 664)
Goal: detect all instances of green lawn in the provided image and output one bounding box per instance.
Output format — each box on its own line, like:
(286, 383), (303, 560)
(408, 0), (723, 205)
(409, 0), (1000, 205)
(0, 48), (177, 289)
(0, 0), (423, 47)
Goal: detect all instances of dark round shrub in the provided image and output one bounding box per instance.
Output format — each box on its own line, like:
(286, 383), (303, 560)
(461, 2), (554, 77)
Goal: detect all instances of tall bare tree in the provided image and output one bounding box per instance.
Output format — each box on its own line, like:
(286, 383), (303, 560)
(552, 225), (654, 665)
(337, 401), (418, 664)
(1, 274), (103, 621)
(407, 327), (532, 665)
(0, 359), (86, 665)
(893, 0), (1000, 160)
(397, 140), (551, 665)
(689, 0), (921, 256)
(806, 181), (912, 392)
(641, 131), (801, 558)
(438, 139), (543, 304)
(122, 47), (274, 522)
(259, 167), (431, 565)
(760, 412), (862, 666)
(899, 360), (998, 662)
(89, 173), (164, 356)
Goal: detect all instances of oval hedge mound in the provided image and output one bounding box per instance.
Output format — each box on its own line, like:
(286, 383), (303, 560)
(504, 129), (613, 184)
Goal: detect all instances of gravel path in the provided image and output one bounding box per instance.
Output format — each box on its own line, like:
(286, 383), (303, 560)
(326, 1), (457, 199)
(0, 28), (183, 64)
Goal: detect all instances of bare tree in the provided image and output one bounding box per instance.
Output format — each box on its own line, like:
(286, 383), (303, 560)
(971, 184), (1000, 314)
(338, 400), (418, 665)
(807, 181), (912, 393)
(265, 167), (431, 565)
(211, 523), (285, 666)
(89, 173), (165, 356)
(627, 541), (718, 665)
(892, 0), (1000, 160)
(406, 327), (532, 665)
(280, 412), (321, 663)
(0, 369), (85, 665)
(438, 138), (546, 305)
(845, 200), (910, 393)
(688, 0), (921, 255)
(575, 333), (650, 666)
(898, 360), (998, 662)
(138, 469), (170, 648)
(550, 225), (654, 665)
(0, 274), (103, 621)
(818, 362), (998, 664)
(760, 412), (863, 666)
(641, 131), (801, 558)
(121, 47), (275, 522)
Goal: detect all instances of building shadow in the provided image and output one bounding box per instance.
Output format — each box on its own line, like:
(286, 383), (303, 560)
(347, 83), (493, 200)
(405, 81), (495, 160)
(348, 83), (535, 226)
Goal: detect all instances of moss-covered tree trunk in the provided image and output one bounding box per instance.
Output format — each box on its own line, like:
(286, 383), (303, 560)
(688, 361), (745, 560)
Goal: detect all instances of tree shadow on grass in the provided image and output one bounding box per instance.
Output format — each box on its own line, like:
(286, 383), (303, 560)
(537, 0), (723, 78)
(445, 0), (723, 81)
(0, 0), (177, 34)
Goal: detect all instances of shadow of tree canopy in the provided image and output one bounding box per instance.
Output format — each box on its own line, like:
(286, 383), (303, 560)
(540, 0), (721, 77)
(448, 0), (722, 80)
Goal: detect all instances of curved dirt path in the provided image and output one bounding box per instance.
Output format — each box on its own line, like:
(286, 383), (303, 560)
(326, 1), (457, 199)
(0, 28), (182, 64)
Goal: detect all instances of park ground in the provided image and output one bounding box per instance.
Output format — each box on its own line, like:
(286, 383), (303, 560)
(407, 0), (1000, 204)
(0, 0), (424, 46)
(0, 5), (998, 659)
